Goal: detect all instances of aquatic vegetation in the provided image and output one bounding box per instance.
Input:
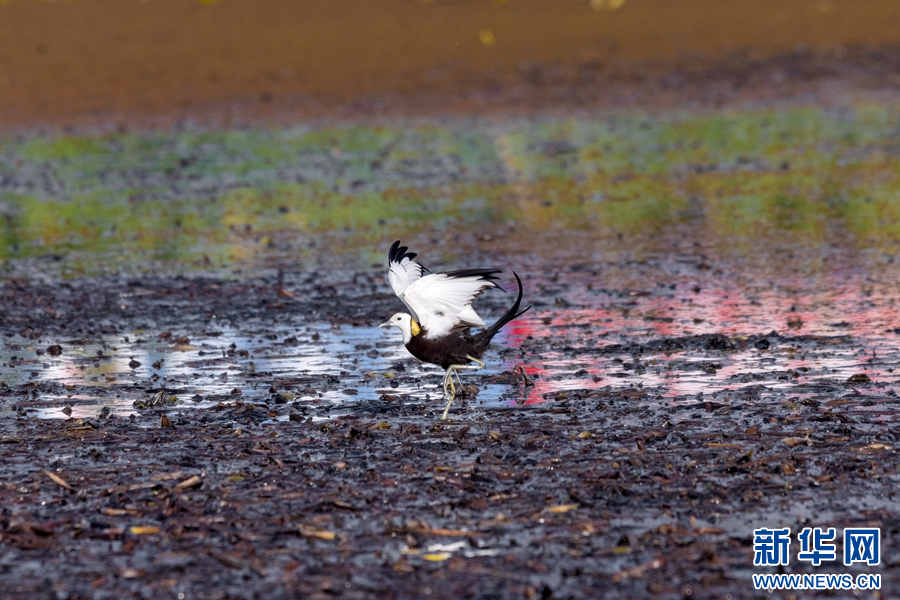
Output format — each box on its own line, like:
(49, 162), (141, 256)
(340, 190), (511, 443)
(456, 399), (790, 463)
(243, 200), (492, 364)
(3, 103), (900, 274)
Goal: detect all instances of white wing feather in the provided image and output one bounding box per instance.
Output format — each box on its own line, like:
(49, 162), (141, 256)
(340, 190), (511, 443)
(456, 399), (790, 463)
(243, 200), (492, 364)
(388, 256), (424, 298)
(403, 273), (498, 339)
(388, 242), (427, 321)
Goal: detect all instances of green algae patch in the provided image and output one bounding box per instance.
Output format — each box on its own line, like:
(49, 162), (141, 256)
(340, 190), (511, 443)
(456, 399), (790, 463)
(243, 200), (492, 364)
(500, 104), (900, 246)
(19, 136), (111, 161)
(4, 104), (900, 274)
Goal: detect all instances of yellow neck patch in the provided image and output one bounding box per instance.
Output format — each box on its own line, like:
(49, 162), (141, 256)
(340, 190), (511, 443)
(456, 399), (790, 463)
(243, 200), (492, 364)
(410, 318), (421, 337)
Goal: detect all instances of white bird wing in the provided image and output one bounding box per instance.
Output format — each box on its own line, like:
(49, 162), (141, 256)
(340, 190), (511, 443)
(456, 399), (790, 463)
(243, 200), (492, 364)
(403, 269), (502, 339)
(388, 241), (427, 320)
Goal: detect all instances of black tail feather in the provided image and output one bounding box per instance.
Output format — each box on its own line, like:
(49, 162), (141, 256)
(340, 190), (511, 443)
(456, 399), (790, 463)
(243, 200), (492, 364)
(481, 272), (529, 342)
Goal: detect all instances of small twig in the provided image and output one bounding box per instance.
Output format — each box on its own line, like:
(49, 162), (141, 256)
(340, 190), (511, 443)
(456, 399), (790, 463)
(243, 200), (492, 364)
(515, 365), (534, 387)
(42, 470), (75, 492)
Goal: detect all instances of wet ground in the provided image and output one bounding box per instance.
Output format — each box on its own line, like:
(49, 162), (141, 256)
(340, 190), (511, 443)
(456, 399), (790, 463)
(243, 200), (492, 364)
(1, 226), (898, 599)
(3, 50), (900, 598)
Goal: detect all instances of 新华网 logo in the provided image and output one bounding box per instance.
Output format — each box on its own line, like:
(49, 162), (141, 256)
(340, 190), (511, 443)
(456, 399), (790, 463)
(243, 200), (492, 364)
(843, 528), (880, 566)
(753, 527), (880, 567)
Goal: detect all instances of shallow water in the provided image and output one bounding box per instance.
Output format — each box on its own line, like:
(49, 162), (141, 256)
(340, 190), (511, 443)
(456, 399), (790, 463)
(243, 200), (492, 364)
(3, 239), (899, 423)
(3, 104), (900, 423)
(1, 319), (574, 420)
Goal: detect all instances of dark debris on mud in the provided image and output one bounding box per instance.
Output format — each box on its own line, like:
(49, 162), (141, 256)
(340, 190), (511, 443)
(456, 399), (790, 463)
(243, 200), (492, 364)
(1, 360), (898, 598)
(1, 265), (899, 599)
(0, 271), (400, 339)
(0, 389), (897, 600)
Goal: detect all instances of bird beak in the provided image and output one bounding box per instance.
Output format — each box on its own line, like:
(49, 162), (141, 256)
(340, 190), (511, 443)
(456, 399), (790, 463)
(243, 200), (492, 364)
(378, 321), (391, 329)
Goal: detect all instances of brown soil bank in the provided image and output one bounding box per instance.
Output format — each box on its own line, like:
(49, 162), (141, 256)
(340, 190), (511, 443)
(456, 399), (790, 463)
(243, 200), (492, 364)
(3, 0), (900, 131)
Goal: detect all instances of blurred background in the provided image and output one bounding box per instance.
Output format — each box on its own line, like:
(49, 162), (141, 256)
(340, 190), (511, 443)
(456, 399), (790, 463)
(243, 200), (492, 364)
(3, 0), (900, 130)
(4, 0), (900, 276)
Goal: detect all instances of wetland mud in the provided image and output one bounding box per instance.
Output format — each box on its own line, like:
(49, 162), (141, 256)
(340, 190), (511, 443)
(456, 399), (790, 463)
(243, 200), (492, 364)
(4, 36), (900, 595)
(1, 232), (898, 599)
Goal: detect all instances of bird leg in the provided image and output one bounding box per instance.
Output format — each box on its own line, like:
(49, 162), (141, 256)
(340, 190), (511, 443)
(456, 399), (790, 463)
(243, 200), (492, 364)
(440, 369), (462, 396)
(465, 356), (486, 370)
(440, 368), (456, 421)
(453, 369), (463, 390)
(442, 368), (456, 399)
(439, 356), (487, 420)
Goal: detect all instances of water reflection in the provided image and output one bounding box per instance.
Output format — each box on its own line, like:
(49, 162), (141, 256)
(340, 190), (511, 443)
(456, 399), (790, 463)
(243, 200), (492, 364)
(2, 252), (898, 421)
(4, 105), (900, 277)
(2, 105), (900, 420)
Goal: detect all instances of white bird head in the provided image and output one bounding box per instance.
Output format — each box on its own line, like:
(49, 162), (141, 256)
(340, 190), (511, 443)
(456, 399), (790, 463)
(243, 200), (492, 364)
(379, 312), (419, 344)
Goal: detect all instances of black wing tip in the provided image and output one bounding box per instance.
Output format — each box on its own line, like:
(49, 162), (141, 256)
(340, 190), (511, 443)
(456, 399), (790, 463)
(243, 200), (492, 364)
(444, 267), (503, 281)
(388, 239), (418, 266)
(388, 240), (400, 265)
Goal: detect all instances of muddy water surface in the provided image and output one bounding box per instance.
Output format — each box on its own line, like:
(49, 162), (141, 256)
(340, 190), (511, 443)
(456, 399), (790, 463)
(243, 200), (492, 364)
(1, 106), (898, 599)
(3, 236), (900, 428)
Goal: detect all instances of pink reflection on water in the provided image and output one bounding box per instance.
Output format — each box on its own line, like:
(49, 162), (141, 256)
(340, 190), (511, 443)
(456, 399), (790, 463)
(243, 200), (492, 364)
(497, 260), (900, 405)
